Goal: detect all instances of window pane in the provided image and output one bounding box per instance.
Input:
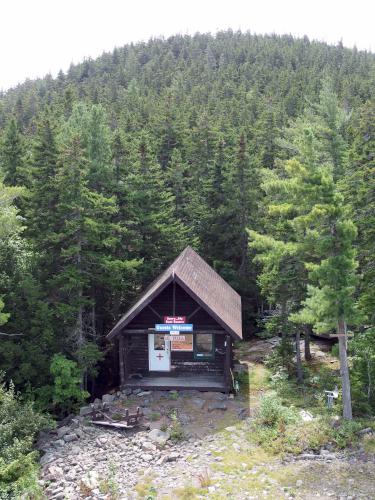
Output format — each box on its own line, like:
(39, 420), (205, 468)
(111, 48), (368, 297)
(196, 334), (213, 354)
(154, 334), (165, 350)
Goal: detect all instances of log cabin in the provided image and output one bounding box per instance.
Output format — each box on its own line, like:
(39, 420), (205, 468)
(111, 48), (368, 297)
(107, 246), (242, 393)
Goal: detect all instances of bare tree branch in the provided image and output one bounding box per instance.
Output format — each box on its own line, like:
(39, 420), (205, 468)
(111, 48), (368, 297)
(0, 332), (23, 337)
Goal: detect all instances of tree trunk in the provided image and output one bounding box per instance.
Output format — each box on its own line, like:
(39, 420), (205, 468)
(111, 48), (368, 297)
(296, 330), (303, 384)
(337, 318), (353, 420)
(281, 299), (287, 341)
(304, 324), (312, 361)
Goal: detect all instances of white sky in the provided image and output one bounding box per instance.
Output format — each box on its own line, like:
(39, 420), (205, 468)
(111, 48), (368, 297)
(1, 0), (374, 91)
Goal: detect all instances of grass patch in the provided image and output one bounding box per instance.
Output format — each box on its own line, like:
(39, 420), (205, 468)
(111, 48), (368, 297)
(99, 463), (119, 499)
(134, 475), (157, 499)
(173, 483), (203, 499)
(363, 435), (375, 454)
(150, 411), (161, 421)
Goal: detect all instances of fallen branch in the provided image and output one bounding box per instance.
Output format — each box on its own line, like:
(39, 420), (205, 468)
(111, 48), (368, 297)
(0, 332), (23, 337)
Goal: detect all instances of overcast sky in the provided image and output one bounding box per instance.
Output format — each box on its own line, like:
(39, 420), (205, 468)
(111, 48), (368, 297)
(1, 0), (374, 91)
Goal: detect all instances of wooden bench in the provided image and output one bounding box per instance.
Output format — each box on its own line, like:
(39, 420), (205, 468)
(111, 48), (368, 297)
(90, 405), (142, 429)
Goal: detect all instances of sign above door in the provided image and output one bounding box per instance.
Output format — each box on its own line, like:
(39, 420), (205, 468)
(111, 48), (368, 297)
(155, 323), (193, 332)
(163, 316), (186, 324)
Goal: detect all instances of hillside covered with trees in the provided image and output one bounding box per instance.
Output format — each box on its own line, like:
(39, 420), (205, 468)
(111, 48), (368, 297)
(0, 31), (375, 494)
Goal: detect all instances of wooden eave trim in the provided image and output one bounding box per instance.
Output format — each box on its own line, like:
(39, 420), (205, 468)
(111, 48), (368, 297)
(173, 274), (242, 341)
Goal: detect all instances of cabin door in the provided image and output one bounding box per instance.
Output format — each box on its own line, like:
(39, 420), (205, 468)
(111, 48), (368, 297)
(148, 333), (171, 371)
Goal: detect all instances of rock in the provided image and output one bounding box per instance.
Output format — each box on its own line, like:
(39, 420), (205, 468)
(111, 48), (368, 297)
(63, 433), (78, 443)
(95, 435), (108, 446)
(142, 441), (157, 452)
(320, 449), (330, 456)
(300, 410), (314, 422)
(47, 465), (64, 481)
(181, 389), (199, 396)
(133, 388), (142, 395)
(207, 402), (227, 412)
(137, 391), (152, 397)
(66, 469), (77, 481)
(238, 407), (250, 419)
(358, 427), (373, 436)
(192, 398), (206, 409)
(296, 479), (303, 487)
(81, 470), (100, 489)
(122, 388), (133, 396)
(93, 398), (102, 409)
(102, 393), (116, 404)
(167, 452), (180, 462)
(212, 392), (227, 401)
(54, 439), (65, 447)
(56, 425), (70, 439)
(141, 453), (153, 462)
(232, 443), (241, 452)
(225, 426), (237, 432)
(40, 453), (55, 465)
(149, 428), (170, 445)
(79, 405), (92, 417)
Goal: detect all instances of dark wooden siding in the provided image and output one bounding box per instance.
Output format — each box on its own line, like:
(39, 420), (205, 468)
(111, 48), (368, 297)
(123, 282), (230, 379)
(125, 333), (226, 375)
(128, 334), (148, 372)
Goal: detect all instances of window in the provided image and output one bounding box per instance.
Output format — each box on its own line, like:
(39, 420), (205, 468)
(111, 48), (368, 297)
(194, 333), (214, 360)
(154, 333), (165, 350)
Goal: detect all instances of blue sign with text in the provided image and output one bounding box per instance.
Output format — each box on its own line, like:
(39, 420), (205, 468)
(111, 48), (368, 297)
(155, 323), (193, 332)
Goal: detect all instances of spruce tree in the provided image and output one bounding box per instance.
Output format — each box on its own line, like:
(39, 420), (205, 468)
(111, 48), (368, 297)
(0, 118), (25, 186)
(126, 130), (190, 285)
(346, 101), (375, 323)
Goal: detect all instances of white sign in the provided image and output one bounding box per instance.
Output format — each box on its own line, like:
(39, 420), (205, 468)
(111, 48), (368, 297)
(164, 335), (186, 342)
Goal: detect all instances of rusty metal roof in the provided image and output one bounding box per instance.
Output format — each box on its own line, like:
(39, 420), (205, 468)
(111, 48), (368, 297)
(107, 246), (242, 340)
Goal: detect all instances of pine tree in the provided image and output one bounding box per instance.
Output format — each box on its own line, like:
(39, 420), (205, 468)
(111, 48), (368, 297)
(51, 122), (119, 385)
(0, 118), (25, 186)
(346, 101), (375, 323)
(290, 162), (360, 419)
(27, 110), (60, 276)
(126, 131), (190, 285)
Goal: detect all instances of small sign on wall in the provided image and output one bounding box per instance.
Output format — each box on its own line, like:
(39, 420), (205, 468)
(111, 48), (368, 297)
(165, 333), (193, 351)
(163, 316), (186, 324)
(164, 335), (186, 342)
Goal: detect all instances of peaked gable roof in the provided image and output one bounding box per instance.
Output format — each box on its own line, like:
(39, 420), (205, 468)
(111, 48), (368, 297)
(107, 246), (242, 340)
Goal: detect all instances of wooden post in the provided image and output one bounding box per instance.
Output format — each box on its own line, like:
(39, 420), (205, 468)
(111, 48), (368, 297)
(119, 335), (125, 389)
(337, 318), (353, 420)
(225, 334), (232, 393)
(296, 331), (303, 384)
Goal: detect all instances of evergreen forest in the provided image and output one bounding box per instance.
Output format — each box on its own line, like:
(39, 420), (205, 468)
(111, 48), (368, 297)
(0, 30), (375, 496)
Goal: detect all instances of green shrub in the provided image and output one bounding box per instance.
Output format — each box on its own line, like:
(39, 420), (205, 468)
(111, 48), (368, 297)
(50, 354), (89, 415)
(169, 411), (184, 441)
(331, 420), (363, 448)
(256, 393), (300, 427)
(349, 328), (375, 416)
(0, 374), (51, 498)
(264, 340), (295, 377)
